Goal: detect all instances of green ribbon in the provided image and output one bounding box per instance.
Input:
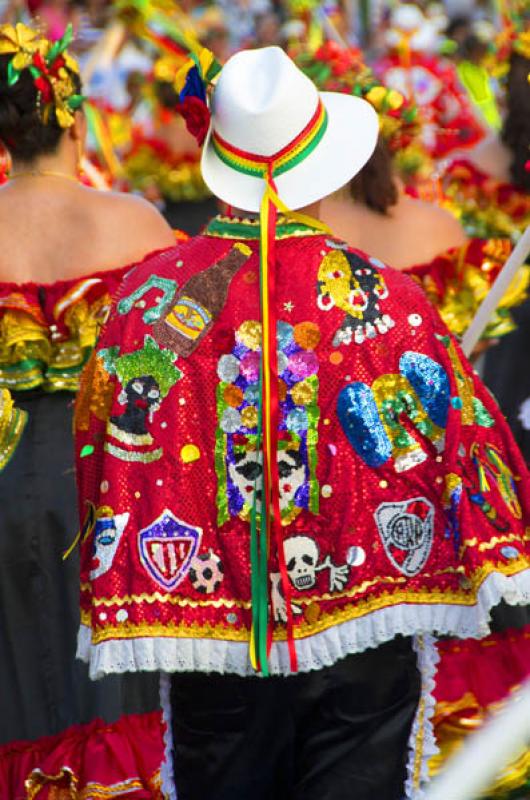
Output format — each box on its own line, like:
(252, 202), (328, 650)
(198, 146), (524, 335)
(250, 259), (270, 676)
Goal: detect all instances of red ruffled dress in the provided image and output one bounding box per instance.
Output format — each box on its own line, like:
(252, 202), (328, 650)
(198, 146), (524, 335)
(0, 711), (169, 799)
(406, 237), (529, 341)
(0, 260), (183, 795)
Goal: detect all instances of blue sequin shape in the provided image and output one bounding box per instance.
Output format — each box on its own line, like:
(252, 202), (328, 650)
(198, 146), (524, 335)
(286, 407), (308, 433)
(337, 383), (392, 467)
(277, 321), (294, 349)
(399, 351), (450, 428)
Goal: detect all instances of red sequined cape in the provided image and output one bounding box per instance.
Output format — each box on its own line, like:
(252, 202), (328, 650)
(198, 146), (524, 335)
(75, 215), (530, 679)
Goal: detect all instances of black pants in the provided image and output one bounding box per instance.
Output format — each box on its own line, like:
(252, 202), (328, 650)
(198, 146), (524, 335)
(171, 636), (420, 800)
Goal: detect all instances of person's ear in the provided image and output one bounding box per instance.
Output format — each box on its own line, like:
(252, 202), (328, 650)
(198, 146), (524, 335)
(69, 109), (87, 145)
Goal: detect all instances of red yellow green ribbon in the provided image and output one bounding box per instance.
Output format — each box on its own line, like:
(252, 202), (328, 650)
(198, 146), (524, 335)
(212, 100), (328, 180)
(212, 101), (332, 673)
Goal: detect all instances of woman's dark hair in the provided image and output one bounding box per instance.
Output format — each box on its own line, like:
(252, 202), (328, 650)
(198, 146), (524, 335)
(0, 53), (81, 162)
(154, 80), (179, 110)
(459, 34), (488, 64)
(502, 51), (530, 191)
(349, 136), (398, 214)
(445, 16), (471, 43)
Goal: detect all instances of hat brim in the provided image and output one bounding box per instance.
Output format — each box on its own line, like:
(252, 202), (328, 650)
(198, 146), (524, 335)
(201, 92), (379, 213)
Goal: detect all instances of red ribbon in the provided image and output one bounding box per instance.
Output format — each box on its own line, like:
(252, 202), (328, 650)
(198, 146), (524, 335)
(263, 168), (297, 672)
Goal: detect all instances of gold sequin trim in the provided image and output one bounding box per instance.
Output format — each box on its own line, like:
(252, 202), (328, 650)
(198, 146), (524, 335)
(459, 530), (530, 555)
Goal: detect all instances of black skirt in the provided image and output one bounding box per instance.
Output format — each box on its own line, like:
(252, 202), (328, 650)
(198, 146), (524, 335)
(0, 391), (159, 745)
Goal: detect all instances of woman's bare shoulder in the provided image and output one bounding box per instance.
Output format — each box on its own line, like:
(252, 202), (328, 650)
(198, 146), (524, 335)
(92, 190), (176, 245)
(465, 136), (511, 182)
(402, 195), (467, 244)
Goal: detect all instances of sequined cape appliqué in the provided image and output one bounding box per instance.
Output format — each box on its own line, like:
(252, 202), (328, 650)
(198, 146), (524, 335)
(75, 217), (530, 679)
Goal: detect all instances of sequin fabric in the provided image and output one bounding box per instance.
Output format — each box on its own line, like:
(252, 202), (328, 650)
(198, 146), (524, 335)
(75, 217), (530, 676)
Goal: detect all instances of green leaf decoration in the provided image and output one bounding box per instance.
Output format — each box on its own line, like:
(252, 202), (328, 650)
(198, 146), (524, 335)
(67, 94), (86, 110)
(205, 59), (222, 82)
(115, 335), (182, 398)
(7, 61), (20, 86)
(47, 22), (74, 64)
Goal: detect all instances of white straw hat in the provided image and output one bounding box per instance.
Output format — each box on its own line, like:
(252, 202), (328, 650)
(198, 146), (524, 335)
(201, 46), (379, 212)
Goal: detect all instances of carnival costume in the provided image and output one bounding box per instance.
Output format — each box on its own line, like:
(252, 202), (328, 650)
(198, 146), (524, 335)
(374, 4), (485, 160)
(73, 46), (530, 799)
(76, 215), (530, 676)
(0, 33), (171, 797)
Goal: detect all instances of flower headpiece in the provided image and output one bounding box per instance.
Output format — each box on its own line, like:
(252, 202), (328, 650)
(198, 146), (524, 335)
(116, 0), (221, 146)
(514, 29), (530, 60)
(0, 22), (84, 129)
(294, 41), (419, 153)
(153, 46), (220, 146)
(486, 0), (530, 78)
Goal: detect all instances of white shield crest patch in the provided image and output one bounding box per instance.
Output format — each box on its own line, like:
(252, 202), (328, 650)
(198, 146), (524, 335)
(138, 509), (202, 590)
(374, 497), (434, 577)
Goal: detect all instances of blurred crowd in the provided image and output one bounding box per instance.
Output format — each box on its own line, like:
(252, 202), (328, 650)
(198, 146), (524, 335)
(0, 1), (517, 223)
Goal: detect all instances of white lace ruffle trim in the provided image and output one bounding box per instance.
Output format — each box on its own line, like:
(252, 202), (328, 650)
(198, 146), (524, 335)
(405, 636), (440, 800)
(78, 567), (530, 680)
(159, 673), (177, 800)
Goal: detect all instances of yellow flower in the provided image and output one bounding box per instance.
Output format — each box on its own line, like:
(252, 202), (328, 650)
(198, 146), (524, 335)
(387, 89), (404, 110)
(64, 52), (80, 75)
(0, 22), (39, 56)
(365, 85), (387, 108)
(55, 104), (75, 129)
(515, 31), (530, 60)
(154, 56), (181, 83)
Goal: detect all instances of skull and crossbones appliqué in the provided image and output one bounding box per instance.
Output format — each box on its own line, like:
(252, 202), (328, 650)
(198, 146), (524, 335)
(270, 534), (364, 623)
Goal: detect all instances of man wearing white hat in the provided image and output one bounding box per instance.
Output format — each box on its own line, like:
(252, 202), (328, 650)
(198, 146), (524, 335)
(76, 46), (530, 800)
